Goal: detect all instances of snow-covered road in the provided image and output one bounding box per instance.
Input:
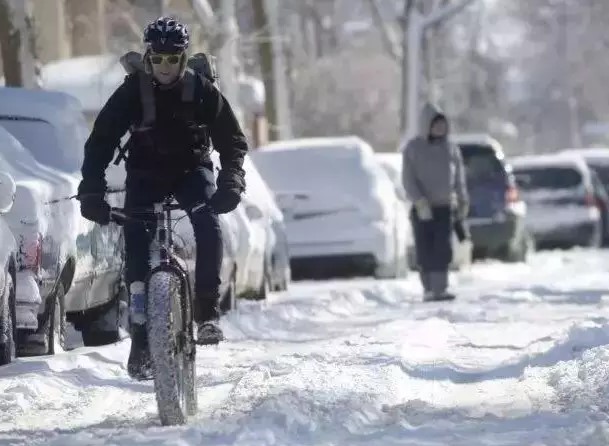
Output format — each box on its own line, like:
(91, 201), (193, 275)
(3, 249), (609, 445)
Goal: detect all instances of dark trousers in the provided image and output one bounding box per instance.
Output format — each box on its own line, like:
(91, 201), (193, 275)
(124, 167), (222, 322)
(411, 206), (453, 274)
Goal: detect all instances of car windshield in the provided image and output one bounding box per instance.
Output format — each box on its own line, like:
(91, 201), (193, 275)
(0, 117), (61, 170)
(459, 144), (506, 183)
(514, 167), (582, 190)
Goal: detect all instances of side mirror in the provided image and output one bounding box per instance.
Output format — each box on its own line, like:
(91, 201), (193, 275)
(0, 171), (15, 214)
(245, 203), (265, 221)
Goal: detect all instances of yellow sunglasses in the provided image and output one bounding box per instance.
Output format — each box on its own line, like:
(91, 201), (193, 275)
(149, 53), (182, 65)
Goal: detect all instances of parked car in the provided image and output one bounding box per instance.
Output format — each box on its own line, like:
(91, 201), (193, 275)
(242, 155), (290, 294)
(512, 154), (602, 249)
(560, 148), (609, 245)
(251, 137), (409, 279)
(375, 152), (472, 270)
(0, 87), (125, 352)
(0, 171), (18, 365)
(452, 134), (531, 262)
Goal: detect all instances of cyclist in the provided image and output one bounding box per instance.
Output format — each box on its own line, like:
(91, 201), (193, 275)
(77, 17), (248, 379)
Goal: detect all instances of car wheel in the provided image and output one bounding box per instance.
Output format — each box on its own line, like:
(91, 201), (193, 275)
(48, 283), (67, 355)
(81, 296), (121, 347)
(19, 283), (67, 356)
(0, 274), (16, 366)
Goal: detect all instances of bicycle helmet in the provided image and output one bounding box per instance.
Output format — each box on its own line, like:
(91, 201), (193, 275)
(143, 17), (189, 53)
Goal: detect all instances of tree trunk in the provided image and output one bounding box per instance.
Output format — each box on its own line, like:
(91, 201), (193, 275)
(252, 0), (277, 141)
(0, 0), (37, 87)
(66, 0), (106, 56)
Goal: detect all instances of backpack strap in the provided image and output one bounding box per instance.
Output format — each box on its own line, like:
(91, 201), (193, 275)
(181, 67), (197, 104)
(138, 71), (156, 127)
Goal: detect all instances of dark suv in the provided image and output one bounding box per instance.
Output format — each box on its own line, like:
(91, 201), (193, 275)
(452, 135), (531, 262)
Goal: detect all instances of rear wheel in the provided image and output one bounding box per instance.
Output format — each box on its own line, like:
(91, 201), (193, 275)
(0, 274), (16, 366)
(147, 271), (195, 425)
(48, 284), (67, 354)
(19, 283), (67, 356)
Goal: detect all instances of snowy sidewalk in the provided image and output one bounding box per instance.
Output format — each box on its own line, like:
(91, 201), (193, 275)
(2, 249), (609, 445)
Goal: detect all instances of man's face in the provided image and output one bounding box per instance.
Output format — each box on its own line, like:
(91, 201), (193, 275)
(149, 51), (183, 84)
(430, 117), (448, 138)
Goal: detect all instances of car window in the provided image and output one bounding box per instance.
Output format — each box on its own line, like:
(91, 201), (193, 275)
(514, 167), (582, 190)
(459, 144), (505, 183)
(0, 117), (62, 170)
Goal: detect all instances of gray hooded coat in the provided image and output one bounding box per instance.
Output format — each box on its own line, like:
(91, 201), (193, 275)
(401, 104), (468, 211)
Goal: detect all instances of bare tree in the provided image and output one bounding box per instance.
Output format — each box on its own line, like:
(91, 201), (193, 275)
(66, 0), (107, 56)
(0, 0), (38, 87)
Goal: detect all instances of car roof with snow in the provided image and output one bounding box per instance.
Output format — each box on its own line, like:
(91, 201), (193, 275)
(511, 154), (591, 175)
(251, 136), (393, 196)
(256, 136), (369, 153)
(560, 148), (609, 163)
(0, 87), (88, 172)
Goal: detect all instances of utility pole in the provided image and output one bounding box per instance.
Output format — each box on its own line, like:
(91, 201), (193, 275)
(252, 0), (292, 141)
(402, 0), (477, 145)
(216, 0), (238, 108)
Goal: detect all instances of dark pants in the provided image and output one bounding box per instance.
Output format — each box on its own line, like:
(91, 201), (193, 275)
(124, 167), (222, 322)
(411, 205), (453, 279)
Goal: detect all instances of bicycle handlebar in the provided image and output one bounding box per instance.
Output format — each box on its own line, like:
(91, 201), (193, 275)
(109, 201), (209, 225)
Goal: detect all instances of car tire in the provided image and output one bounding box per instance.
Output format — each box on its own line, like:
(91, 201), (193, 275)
(19, 283), (67, 356)
(48, 283), (67, 355)
(0, 274), (16, 366)
(81, 296), (121, 347)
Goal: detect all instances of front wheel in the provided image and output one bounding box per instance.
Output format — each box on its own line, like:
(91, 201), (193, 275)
(147, 271), (196, 426)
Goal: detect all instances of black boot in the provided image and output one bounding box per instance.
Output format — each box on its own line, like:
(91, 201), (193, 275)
(194, 291), (224, 345)
(426, 271), (455, 302)
(127, 323), (154, 380)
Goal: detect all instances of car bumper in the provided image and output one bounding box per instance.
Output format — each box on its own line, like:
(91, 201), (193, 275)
(290, 253), (377, 279)
(534, 221), (597, 245)
(467, 212), (524, 252)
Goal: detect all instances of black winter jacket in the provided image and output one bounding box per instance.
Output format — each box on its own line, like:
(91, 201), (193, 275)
(81, 73), (248, 184)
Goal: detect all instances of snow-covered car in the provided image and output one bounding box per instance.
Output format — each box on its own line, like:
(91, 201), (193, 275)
(512, 154), (602, 249)
(453, 134), (531, 262)
(0, 87), (125, 352)
(251, 137), (409, 279)
(242, 155), (290, 294)
(375, 152), (471, 271)
(208, 152), (268, 300)
(0, 171), (18, 365)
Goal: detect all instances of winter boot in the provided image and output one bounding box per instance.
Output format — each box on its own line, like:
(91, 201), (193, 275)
(194, 290), (224, 345)
(419, 271), (434, 301)
(127, 323), (153, 380)
(196, 320), (224, 345)
(425, 271), (455, 302)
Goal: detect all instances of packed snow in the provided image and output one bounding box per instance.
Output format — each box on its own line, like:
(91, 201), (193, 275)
(2, 249), (609, 445)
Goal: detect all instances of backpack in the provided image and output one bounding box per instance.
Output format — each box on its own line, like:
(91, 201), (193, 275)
(112, 51), (220, 166)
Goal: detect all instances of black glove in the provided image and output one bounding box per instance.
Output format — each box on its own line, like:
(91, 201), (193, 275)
(77, 179), (111, 225)
(209, 168), (245, 214)
(209, 187), (241, 214)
